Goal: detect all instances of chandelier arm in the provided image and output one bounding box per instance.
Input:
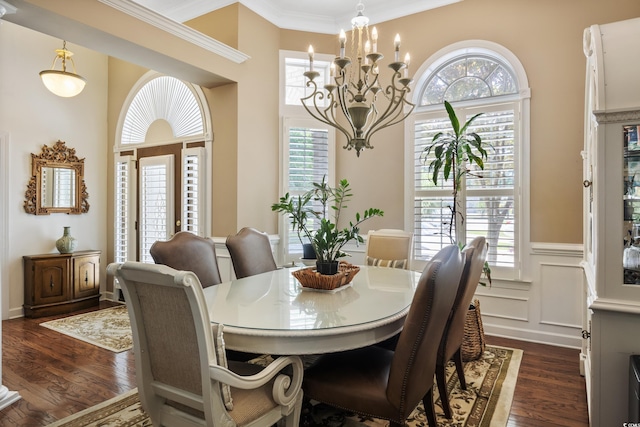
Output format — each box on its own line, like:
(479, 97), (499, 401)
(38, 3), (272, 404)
(335, 84), (357, 132)
(365, 99), (415, 141)
(301, 91), (354, 142)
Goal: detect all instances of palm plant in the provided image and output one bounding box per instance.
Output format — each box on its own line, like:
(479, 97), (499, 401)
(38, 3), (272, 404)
(423, 100), (492, 284)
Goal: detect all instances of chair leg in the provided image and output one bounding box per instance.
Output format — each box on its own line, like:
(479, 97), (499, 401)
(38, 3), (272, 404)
(423, 387), (437, 427)
(454, 348), (466, 390)
(435, 363), (452, 419)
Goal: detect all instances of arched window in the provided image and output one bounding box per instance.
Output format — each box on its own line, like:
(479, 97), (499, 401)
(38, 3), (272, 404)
(120, 76), (204, 144)
(114, 73), (211, 265)
(409, 41), (530, 280)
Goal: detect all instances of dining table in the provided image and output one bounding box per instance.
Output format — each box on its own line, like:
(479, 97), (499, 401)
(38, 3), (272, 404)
(203, 265), (421, 355)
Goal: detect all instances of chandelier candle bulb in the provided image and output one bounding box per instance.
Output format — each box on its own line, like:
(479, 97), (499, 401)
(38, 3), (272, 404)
(339, 30), (346, 58)
(308, 45), (314, 71)
(372, 27), (378, 52)
(364, 41), (371, 64)
(394, 34), (401, 62)
(404, 53), (410, 77)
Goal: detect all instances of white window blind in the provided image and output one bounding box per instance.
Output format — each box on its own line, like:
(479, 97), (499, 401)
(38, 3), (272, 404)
(285, 125), (330, 253)
(413, 105), (517, 268)
(183, 147), (204, 236)
(115, 155), (135, 263)
(139, 155), (174, 263)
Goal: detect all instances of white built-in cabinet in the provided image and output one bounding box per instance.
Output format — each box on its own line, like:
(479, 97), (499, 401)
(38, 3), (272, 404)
(582, 17), (640, 426)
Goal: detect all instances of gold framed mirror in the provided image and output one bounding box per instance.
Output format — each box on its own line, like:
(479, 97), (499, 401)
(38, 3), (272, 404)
(24, 140), (89, 215)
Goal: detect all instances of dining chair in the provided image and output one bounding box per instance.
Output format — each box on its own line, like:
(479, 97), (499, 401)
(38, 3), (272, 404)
(436, 236), (488, 419)
(226, 227), (278, 279)
(150, 231), (222, 288)
(301, 244), (464, 427)
(108, 261), (304, 427)
(365, 229), (413, 269)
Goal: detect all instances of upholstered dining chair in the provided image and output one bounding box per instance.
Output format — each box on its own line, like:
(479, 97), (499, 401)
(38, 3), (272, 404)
(226, 227), (278, 279)
(107, 261), (304, 427)
(436, 236), (488, 419)
(150, 231), (222, 288)
(301, 244), (464, 427)
(365, 229), (413, 270)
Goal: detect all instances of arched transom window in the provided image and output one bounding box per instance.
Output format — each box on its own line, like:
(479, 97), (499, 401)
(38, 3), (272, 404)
(120, 76), (204, 145)
(420, 55), (518, 106)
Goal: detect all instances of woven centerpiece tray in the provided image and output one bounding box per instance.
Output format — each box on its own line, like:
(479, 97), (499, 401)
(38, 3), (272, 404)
(292, 262), (360, 291)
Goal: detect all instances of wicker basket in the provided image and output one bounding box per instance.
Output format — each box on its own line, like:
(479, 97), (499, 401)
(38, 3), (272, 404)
(461, 299), (486, 362)
(292, 262), (360, 291)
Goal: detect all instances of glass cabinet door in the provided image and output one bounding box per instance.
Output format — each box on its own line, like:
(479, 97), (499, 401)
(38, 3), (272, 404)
(623, 124), (640, 284)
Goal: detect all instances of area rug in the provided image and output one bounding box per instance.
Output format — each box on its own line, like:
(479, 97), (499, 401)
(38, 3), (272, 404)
(40, 305), (133, 352)
(47, 346), (522, 427)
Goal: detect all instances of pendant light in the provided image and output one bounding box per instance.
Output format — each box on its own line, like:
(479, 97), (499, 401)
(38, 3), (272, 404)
(39, 41), (87, 98)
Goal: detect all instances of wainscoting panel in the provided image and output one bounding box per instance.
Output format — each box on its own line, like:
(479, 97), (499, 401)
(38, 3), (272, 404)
(540, 262), (583, 329)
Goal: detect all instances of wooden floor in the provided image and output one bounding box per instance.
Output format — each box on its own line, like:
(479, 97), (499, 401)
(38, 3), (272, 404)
(0, 301), (589, 427)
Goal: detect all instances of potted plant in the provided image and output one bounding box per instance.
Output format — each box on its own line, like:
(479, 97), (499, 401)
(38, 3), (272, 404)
(272, 177), (383, 275)
(422, 100), (492, 285)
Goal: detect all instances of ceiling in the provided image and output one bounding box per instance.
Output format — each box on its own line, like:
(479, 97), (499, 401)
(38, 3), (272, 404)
(131, 0), (461, 34)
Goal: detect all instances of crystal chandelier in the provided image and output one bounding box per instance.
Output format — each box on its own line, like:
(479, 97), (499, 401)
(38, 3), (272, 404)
(302, 1), (415, 157)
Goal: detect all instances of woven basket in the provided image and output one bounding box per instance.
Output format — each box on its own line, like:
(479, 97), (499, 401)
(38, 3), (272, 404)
(461, 299), (486, 362)
(292, 262), (360, 291)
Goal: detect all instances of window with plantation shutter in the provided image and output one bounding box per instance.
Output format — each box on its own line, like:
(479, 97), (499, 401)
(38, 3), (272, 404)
(115, 156), (135, 263)
(283, 121), (332, 255)
(280, 51), (336, 262)
(182, 147), (204, 235)
(410, 44), (530, 279)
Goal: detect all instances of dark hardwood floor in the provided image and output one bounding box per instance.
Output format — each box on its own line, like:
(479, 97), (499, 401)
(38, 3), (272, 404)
(0, 302), (589, 426)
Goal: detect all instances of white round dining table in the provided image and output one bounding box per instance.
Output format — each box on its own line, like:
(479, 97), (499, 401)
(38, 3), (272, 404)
(203, 265), (421, 355)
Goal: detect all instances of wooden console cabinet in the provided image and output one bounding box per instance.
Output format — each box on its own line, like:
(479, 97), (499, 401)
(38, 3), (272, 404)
(23, 250), (101, 318)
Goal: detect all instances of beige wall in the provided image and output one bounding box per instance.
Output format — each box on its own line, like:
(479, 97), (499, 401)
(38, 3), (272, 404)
(279, 0), (640, 244)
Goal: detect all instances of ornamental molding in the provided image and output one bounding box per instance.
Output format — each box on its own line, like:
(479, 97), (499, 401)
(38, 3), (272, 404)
(593, 109), (640, 124)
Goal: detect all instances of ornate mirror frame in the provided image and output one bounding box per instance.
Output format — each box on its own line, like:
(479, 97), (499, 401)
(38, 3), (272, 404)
(24, 140), (90, 215)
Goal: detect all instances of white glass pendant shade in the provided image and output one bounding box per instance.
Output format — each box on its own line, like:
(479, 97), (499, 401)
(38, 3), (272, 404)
(40, 42), (87, 98)
(39, 70), (86, 97)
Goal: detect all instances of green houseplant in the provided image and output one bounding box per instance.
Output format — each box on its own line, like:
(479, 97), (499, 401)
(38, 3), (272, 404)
(272, 177), (383, 275)
(422, 100), (492, 284)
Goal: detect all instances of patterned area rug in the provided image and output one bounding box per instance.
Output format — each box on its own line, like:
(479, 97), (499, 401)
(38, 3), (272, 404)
(48, 346), (522, 427)
(40, 305), (133, 352)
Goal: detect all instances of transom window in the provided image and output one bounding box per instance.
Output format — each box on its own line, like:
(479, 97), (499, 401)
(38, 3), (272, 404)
(420, 55), (517, 106)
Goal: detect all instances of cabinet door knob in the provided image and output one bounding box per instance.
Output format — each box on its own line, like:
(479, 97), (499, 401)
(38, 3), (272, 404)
(583, 179), (592, 188)
(50, 275), (54, 288)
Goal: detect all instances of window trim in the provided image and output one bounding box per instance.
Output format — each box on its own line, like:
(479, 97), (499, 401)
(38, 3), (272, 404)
(405, 41), (531, 281)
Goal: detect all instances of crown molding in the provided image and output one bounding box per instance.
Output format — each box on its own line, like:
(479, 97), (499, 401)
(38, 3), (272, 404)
(99, 0), (250, 63)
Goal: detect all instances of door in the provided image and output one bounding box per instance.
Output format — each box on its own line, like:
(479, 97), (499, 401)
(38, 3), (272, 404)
(137, 144), (181, 263)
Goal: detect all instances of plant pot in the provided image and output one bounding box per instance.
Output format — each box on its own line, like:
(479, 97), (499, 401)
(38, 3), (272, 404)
(302, 243), (317, 260)
(316, 260), (339, 275)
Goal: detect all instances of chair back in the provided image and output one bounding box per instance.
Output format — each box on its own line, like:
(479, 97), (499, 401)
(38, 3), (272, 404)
(386, 245), (464, 415)
(365, 229), (413, 269)
(440, 236), (488, 361)
(150, 231), (222, 287)
(226, 227), (278, 279)
(109, 261), (233, 426)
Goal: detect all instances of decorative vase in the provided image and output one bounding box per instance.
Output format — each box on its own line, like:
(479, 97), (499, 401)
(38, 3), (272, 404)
(56, 226), (77, 254)
(316, 260), (339, 275)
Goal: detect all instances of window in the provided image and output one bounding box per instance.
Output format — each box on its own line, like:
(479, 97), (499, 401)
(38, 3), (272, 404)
(279, 51), (336, 261)
(410, 42), (530, 279)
